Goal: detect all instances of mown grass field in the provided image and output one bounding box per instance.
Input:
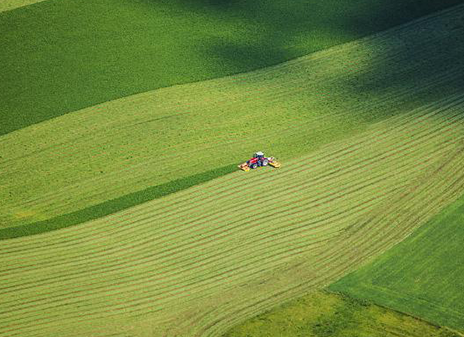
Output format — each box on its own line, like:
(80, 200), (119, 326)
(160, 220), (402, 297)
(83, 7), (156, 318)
(1, 0), (464, 134)
(329, 193), (464, 332)
(1, 92), (464, 336)
(2, 5), (464, 234)
(224, 291), (461, 337)
(2, 2), (464, 337)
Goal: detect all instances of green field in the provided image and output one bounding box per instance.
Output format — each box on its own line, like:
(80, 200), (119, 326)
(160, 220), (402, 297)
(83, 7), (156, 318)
(2, 5), (464, 234)
(224, 291), (461, 337)
(1, 92), (464, 336)
(1, 0), (463, 135)
(329, 193), (464, 332)
(2, 2), (464, 336)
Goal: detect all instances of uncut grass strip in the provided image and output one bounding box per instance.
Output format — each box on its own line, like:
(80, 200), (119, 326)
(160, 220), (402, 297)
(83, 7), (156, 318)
(0, 117), (458, 270)
(0, 140), (442, 274)
(2, 101), (460, 248)
(4, 175), (456, 337)
(1, 173), (448, 318)
(3, 117), (460, 270)
(0, 187), (395, 298)
(0, 182), (399, 298)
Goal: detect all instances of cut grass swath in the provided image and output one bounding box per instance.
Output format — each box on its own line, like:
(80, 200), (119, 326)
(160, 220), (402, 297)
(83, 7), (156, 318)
(1, 94), (464, 336)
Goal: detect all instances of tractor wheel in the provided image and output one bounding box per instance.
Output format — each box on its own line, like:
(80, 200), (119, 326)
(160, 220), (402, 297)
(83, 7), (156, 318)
(262, 159), (269, 166)
(250, 163), (258, 169)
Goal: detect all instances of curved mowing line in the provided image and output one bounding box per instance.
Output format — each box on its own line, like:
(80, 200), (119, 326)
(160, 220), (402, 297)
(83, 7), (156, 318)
(1, 98), (460, 264)
(0, 97), (464, 333)
(2, 153), (460, 318)
(1, 103), (462, 270)
(196, 156), (464, 336)
(0, 119), (464, 332)
(0, 90), (460, 251)
(0, 109), (460, 276)
(30, 150), (464, 336)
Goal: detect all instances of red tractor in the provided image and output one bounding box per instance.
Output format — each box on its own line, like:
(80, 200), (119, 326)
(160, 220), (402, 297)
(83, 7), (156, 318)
(238, 152), (281, 171)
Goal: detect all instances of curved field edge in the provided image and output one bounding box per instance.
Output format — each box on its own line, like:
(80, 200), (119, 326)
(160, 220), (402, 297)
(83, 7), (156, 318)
(222, 291), (462, 337)
(0, 164), (236, 240)
(1, 97), (464, 336)
(329, 192), (464, 332)
(2, 0), (464, 135)
(2, 6), (464, 231)
(0, 0), (52, 13)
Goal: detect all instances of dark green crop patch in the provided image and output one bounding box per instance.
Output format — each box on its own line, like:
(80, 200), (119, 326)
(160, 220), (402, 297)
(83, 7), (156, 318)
(1, 0), (463, 135)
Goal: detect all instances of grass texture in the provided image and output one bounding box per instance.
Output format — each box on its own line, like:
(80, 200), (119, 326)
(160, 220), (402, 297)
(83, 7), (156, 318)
(223, 291), (461, 337)
(1, 0), (464, 134)
(0, 0), (49, 12)
(1, 94), (464, 336)
(1, 6), (464, 233)
(329, 193), (464, 332)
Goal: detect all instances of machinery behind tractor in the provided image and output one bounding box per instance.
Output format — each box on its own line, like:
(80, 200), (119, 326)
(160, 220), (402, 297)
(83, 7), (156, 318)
(238, 151), (281, 172)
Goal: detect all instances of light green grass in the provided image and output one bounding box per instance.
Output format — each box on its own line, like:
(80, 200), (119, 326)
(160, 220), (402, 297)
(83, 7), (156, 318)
(329, 192), (464, 332)
(1, 96), (464, 336)
(0, 0), (49, 12)
(1, 6), (464, 233)
(223, 291), (461, 337)
(1, 0), (464, 134)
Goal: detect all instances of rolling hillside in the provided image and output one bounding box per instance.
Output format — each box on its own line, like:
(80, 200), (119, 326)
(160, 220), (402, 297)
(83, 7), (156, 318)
(330, 193), (464, 332)
(1, 5), (464, 233)
(1, 93), (464, 336)
(1, 0), (463, 134)
(2, 3), (464, 337)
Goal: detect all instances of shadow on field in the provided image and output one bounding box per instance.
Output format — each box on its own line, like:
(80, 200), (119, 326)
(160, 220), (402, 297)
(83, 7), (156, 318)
(166, 0), (464, 73)
(2, 0), (464, 135)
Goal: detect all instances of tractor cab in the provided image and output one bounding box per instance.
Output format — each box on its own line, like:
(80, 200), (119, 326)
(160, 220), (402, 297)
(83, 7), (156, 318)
(254, 151), (265, 159)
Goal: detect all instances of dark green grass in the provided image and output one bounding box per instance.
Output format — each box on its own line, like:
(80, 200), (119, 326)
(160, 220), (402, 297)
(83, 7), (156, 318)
(223, 291), (460, 337)
(0, 164), (236, 240)
(330, 193), (464, 332)
(1, 0), (464, 135)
